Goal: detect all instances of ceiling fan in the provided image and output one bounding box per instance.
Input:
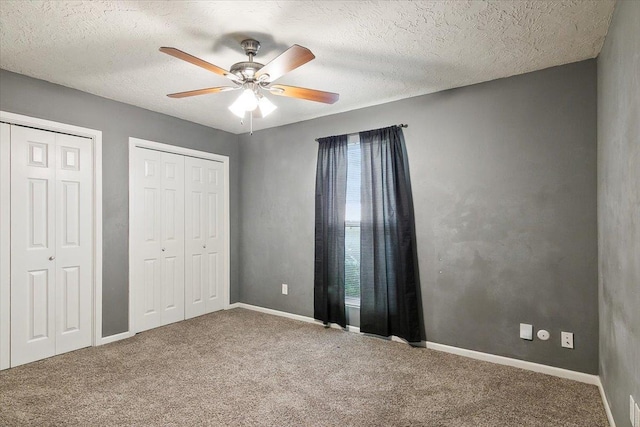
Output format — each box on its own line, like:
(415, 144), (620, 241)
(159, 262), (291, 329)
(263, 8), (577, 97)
(160, 39), (339, 120)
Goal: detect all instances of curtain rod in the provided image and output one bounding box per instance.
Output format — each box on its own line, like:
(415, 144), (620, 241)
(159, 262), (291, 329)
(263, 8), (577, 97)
(315, 124), (408, 142)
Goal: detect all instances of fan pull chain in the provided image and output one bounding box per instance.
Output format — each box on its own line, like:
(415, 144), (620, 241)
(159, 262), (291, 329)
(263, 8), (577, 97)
(239, 113), (254, 135)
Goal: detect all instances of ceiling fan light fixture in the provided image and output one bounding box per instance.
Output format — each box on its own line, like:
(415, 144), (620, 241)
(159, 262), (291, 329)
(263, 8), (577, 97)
(258, 95), (277, 117)
(238, 88), (259, 111)
(228, 99), (246, 118)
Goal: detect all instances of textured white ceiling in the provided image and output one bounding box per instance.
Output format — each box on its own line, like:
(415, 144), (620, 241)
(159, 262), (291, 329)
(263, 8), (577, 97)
(0, 1), (615, 134)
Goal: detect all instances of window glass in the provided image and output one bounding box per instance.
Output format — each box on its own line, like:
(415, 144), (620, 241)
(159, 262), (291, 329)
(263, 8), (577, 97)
(345, 135), (360, 305)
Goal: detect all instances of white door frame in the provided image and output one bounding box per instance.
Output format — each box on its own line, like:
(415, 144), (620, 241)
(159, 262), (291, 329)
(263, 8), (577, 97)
(0, 111), (103, 370)
(0, 123), (10, 370)
(128, 137), (231, 334)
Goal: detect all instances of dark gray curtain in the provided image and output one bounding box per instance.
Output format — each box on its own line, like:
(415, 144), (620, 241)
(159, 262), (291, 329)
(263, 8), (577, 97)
(360, 126), (422, 342)
(314, 135), (348, 327)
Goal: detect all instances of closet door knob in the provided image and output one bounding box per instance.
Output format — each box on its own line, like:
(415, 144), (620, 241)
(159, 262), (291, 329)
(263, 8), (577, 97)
(161, 248), (166, 252)
(49, 256), (55, 261)
(203, 244), (207, 249)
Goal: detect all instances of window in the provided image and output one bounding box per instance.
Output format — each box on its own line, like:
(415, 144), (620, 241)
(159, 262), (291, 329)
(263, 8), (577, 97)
(345, 134), (360, 306)
(316, 126), (418, 337)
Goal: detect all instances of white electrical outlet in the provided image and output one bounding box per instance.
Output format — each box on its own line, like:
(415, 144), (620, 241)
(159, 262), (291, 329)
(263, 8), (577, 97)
(281, 284), (288, 295)
(631, 395), (636, 426)
(561, 331), (574, 349)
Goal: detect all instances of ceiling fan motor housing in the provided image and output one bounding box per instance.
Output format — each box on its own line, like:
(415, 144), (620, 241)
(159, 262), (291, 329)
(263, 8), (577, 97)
(230, 61), (264, 81)
(231, 39), (264, 81)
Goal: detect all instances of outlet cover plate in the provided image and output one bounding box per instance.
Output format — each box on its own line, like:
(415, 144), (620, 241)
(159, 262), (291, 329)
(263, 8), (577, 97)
(520, 323), (533, 340)
(561, 331), (574, 349)
(282, 284), (288, 295)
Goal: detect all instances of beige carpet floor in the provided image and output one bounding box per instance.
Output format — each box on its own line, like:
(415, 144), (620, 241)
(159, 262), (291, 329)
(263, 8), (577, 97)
(0, 308), (608, 426)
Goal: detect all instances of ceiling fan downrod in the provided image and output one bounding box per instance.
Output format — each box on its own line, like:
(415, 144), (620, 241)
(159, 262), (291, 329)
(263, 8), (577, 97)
(230, 39), (265, 82)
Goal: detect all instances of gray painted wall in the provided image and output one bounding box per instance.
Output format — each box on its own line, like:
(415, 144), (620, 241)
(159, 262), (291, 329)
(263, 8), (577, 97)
(238, 60), (598, 373)
(598, 1), (640, 425)
(0, 69), (241, 337)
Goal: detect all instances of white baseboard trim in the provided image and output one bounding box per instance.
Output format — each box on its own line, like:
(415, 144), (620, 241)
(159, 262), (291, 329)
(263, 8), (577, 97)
(230, 302), (348, 330)
(346, 324), (424, 346)
(231, 302), (362, 332)
(231, 303), (600, 385)
(98, 331), (134, 346)
(597, 378), (616, 427)
(425, 341), (599, 385)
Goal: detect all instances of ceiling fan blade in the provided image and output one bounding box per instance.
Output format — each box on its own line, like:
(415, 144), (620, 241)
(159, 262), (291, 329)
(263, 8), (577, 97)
(160, 47), (240, 82)
(167, 86), (238, 98)
(255, 45), (315, 82)
(269, 84), (339, 104)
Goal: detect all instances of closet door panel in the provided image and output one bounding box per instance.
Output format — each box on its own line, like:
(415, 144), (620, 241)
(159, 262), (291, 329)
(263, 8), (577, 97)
(10, 126), (57, 367)
(132, 148), (163, 332)
(160, 152), (185, 325)
(204, 161), (225, 313)
(55, 133), (93, 354)
(185, 158), (207, 319)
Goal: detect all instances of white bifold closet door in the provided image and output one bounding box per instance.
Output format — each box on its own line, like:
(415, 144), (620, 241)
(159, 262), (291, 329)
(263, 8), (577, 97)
(132, 148), (225, 331)
(132, 148), (185, 332)
(10, 125), (93, 367)
(184, 157), (225, 318)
